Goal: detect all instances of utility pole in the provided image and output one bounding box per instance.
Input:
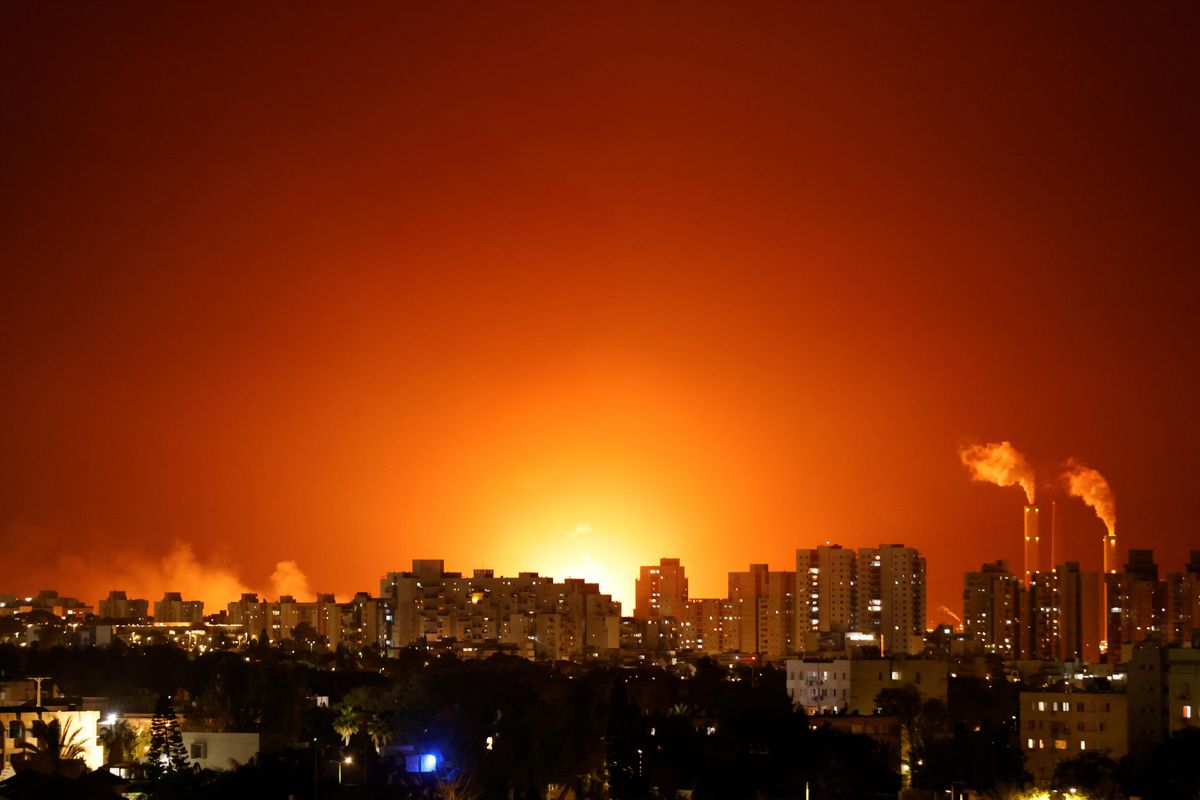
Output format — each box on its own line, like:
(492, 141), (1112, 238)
(30, 676), (51, 706)
(312, 739), (319, 800)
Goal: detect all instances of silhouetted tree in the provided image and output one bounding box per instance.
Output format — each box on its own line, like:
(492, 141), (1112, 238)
(148, 694), (189, 772)
(98, 718), (137, 764)
(21, 718), (87, 775)
(1122, 727), (1200, 800)
(1054, 751), (1121, 800)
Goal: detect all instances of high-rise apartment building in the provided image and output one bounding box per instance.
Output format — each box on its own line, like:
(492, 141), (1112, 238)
(856, 545), (926, 655)
(1165, 551), (1200, 645)
(1052, 562), (1101, 663)
(680, 597), (731, 653)
(727, 564), (795, 659)
(963, 560), (1020, 658)
(1107, 550), (1165, 647)
(225, 592), (373, 651)
(1023, 570), (1062, 661)
(635, 558), (689, 621)
(795, 545), (857, 652)
(380, 561), (621, 660)
(965, 560), (1099, 662)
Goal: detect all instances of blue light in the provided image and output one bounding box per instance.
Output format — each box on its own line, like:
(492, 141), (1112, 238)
(420, 753), (437, 773)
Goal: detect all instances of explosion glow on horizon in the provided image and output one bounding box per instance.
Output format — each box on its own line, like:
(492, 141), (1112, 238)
(2, 4), (1198, 614)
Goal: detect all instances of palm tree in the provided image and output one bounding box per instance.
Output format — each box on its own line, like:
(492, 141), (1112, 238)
(21, 718), (88, 775)
(98, 719), (137, 764)
(333, 704), (360, 746)
(365, 713), (390, 753)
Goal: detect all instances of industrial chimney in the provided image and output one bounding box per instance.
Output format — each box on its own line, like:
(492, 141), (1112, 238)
(1101, 527), (1118, 652)
(1023, 505), (1040, 586)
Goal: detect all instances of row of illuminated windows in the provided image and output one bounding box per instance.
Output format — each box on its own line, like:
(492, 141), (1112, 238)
(1027, 738), (1088, 750)
(1032, 700), (1112, 712)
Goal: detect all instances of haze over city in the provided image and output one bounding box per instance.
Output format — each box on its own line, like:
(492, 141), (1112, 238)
(2, 3), (1197, 619)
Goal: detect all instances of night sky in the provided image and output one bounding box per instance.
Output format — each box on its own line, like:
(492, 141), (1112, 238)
(2, 3), (1197, 618)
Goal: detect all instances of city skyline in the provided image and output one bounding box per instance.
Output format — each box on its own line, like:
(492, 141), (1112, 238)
(0, 469), (1190, 616)
(3, 4), (1198, 626)
(6, 537), (1198, 629)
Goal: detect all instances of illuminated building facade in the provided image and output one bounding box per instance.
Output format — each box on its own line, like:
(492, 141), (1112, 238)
(98, 590), (149, 620)
(1106, 550), (1165, 647)
(1165, 551), (1200, 645)
(152, 592), (204, 624)
(962, 560), (1020, 658)
(1019, 690), (1127, 785)
(380, 561), (621, 661)
(857, 545), (926, 656)
(785, 656), (947, 715)
(634, 557), (688, 621)
(679, 597), (732, 653)
(727, 563), (796, 659)
(795, 545), (856, 653)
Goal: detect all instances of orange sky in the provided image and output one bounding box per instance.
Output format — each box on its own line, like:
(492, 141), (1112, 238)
(2, 3), (1198, 619)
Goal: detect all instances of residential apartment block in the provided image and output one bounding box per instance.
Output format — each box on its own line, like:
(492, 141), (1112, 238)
(380, 560), (621, 661)
(1019, 690), (1128, 785)
(785, 656), (948, 715)
(635, 558), (688, 621)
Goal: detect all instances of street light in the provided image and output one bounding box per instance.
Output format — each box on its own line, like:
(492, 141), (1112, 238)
(339, 755), (353, 784)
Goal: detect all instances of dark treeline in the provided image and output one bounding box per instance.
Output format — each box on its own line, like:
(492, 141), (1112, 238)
(1, 642), (899, 799)
(7, 641), (1197, 799)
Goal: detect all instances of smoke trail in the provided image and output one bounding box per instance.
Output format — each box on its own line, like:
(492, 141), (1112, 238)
(1063, 458), (1116, 535)
(959, 441), (1036, 504)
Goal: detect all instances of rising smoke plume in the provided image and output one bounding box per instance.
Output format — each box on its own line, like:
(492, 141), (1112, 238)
(41, 539), (314, 608)
(959, 441), (1036, 504)
(270, 559), (313, 600)
(1063, 458), (1116, 535)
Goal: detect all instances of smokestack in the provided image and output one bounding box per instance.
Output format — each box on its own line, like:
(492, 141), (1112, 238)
(1050, 500), (1057, 573)
(1023, 505), (1040, 586)
(960, 442), (1038, 587)
(1062, 459), (1117, 653)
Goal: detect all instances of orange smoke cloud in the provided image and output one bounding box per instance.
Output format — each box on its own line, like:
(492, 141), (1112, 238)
(1063, 458), (1116, 536)
(269, 559), (313, 600)
(959, 441), (1036, 504)
(44, 540), (313, 610)
(77, 541), (253, 609)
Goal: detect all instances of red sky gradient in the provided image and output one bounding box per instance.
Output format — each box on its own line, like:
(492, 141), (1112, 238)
(2, 3), (1198, 620)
